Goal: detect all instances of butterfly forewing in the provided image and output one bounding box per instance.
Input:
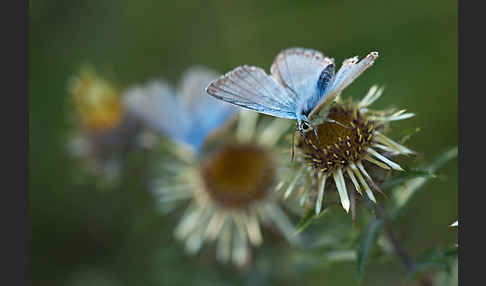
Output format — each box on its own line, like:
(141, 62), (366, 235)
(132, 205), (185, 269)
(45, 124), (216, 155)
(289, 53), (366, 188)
(178, 66), (237, 138)
(206, 65), (297, 119)
(178, 66), (221, 111)
(123, 80), (192, 141)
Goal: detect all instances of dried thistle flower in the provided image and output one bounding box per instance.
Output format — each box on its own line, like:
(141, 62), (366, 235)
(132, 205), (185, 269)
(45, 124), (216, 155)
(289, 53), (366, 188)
(124, 66), (296, 266)
(279, 85), (415, 218)
(67, 66), (144, 180)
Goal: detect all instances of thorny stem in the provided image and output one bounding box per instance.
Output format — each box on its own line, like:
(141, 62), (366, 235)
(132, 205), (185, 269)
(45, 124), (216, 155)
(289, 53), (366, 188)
(375, 205), (435, 286)
(375, 204), (414, 272)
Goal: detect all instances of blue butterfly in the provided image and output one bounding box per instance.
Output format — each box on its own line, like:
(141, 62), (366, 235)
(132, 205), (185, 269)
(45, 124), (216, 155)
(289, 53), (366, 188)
(124, 66), (237, 152)
(206, 47), (378, 134)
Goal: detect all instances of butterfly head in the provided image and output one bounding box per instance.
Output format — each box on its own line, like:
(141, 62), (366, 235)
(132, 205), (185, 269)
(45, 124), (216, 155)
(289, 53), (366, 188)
(297, 116), (315, 135)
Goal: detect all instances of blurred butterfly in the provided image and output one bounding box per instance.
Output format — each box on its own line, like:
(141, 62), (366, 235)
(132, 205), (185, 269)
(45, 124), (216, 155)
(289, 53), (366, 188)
(206, 47), (378, 134)
(123, 66), (237, 153)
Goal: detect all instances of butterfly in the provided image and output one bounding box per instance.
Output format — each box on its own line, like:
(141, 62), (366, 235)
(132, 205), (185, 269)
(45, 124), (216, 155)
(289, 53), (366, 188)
(206, 47), (378, 134)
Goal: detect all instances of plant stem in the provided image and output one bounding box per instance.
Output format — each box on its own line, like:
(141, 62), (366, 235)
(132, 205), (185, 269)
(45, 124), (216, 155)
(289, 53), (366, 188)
(375, 205), (437, 286)
(375, 204), (414, 273)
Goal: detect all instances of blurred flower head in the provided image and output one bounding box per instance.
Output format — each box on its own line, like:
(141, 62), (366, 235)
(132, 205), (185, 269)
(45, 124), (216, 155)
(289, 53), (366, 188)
(67, 66), (145, 180)
(279, 85), (415, 218)
(69, 66), (125, 132)
(125, 66), (296, 266)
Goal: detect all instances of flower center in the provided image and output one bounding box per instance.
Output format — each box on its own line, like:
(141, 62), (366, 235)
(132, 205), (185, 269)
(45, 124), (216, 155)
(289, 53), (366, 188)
(297, 104), (375, 174)
(200, 144), (275, 208)
(71, 70), (124, 132)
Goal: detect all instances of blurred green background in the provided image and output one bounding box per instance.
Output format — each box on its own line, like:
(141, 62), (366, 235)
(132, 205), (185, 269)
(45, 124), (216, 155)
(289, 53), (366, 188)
(30, 0), (457, 285)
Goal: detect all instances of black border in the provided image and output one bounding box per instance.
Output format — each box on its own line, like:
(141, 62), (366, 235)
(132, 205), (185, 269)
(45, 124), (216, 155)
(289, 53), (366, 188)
(9, 0), (30, 285)
(457, 0), (462, 282)
(459, 0), (479, 285)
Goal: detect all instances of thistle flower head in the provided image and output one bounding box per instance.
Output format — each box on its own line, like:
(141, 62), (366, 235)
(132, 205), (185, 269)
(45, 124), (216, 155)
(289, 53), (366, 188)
(200, 143), (275, 208)
(155, 110), (295, 267)
(129, 68), (296, 266)
(69, 66), (124, 132)
(66, 66), (143, 180)
(280, 85), (415, 216)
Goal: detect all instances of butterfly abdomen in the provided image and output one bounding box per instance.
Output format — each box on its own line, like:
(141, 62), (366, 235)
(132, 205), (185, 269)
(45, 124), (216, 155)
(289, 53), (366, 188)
(317, 63), (335, 96)
(298, 63), (336, 117)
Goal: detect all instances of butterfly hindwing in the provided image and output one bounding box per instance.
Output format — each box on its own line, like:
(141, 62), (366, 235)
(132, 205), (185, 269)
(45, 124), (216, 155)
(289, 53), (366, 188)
(270, 47), (335, 115)
(308, 51), (379, 120)
(329, 51), (379, 94)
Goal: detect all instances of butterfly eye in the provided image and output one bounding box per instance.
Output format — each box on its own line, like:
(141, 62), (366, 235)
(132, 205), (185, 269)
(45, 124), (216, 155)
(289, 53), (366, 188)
(301, 122), (311, 131)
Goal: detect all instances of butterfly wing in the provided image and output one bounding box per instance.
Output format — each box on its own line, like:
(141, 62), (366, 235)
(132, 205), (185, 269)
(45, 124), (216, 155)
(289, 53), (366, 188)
(123, 80), (192, 143)
(270, 47), (335, 116)
(179, 66), (221, 112)
(177, 66), (237, 149)
(206, 65), (297, 119)
(308, 51), (379, 120)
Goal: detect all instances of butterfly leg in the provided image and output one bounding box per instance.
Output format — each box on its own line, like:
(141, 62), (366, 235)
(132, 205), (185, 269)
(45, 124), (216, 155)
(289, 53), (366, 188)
(325, 118), (351, 129)
(291, 131), (295, 162)
(313, 126), (320, 143)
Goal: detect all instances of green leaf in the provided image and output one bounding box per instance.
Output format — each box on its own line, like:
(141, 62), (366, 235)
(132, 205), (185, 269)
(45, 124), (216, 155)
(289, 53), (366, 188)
(324, 250), (357, 263)
(355, 146), (457, 282)
(291, 249), (357, 269)
(407, 246), (458, 280)
(294, 207), (329, 235)
(390, 146), (457, 220)
(402, 168), (437, 179)
(399, 127), (422, 144)
(356, 218), (384, 281)
(381, 169), (437, 190)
